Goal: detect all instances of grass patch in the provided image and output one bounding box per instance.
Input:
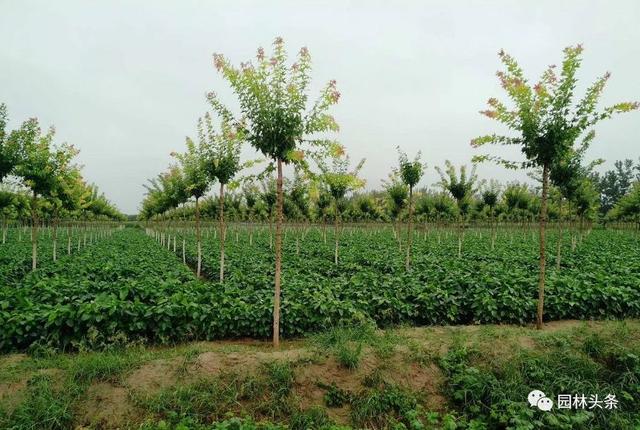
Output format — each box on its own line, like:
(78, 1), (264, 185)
(311, 323), (403, 369)
(0, 373), (76, 430)
(69, 350), (142, 384)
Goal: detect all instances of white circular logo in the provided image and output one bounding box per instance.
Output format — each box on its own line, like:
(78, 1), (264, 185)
(528, 390), (553, 411)
(528, 390), (546, 407)
(537, 396), (554, 411)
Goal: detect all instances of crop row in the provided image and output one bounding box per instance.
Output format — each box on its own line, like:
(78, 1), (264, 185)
(170, 226), (640, 329)
(3, 226), (640, 351)
(0, 226), (116, 286)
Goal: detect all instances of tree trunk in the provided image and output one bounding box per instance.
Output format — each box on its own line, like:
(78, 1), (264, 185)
(269, 214), (273, 250)
(457, 215), (463, 259)
(536, 164), (549, 330)
(490, 210), (496, 251)
(219, 182), (226, 283)
(323, 218), (327, 244)
(556, 199), (563, 270)
(52, 215), (58, 262)
(394, 219), (402, 250)
(273, 158), (284, 348)
(579, 215), (584, 244)
(31, 191), (37, 271)
(334, 201), (340, 265)
(67, 224), (71, 255)
(405, 186), (413, 270)
(196, 196), (202, 278)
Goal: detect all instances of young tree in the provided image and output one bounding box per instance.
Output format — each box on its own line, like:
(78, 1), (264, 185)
(572, 178), (599, 235)
(12, 119), (75, 270)
(290, 171), (311, 222)
(172, 137), (212, 278)
(0, 189), (16, 243)
(209, 37), (340, 347)
(0, 104), (21, 244)
(552, 161), (583, 267)
(0, 104), (20, 184)
(472, 45), (638, 329)
(243, 182), (259, 245)
(591, 159), (637, 214)
(198, 110), (243, 283)
(48, 144), (80, 261)
(397, 147), (425, 269)
(608, 182), (640, 228)
(481, 180), (501, 250)
(315, 147), (365, 264)
(435, 160), (481, 258)
(549, 150), (601, 265)
(141, 166), (188, 220)
(315, 188), (332, 243)
(383, 172), (408, 246)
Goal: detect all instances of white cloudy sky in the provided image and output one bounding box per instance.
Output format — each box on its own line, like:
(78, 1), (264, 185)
(1, 0), (639, 213)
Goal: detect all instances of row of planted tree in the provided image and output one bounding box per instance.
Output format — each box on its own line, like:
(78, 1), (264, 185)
(142, 171), (636, 222)
(2, 221), (122, 263)
(139, 38), (638, 346)
(144, 213), (615, 282)
(0, 103), (124, 269)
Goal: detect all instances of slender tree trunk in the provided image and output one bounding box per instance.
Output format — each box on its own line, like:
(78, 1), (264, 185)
(219, 183), (226, 283)
(334, 201), (340, 265)
(536, 164), (549, 330)
(405, 186), (413, 270)
(273, 158), (284, 348)
(67, 224), (71, 255)
(196, 196), (202, 278)
(31, 191), (37, 271)
(457, 215), (463, 259)
(52, 215), (58, 262)
(394, 219), (402, 250)
(490, 210), (496, 251)
(579, 215), (584, 244)
(556, 199), (563, 270)
(323, 217), (327, 244)
(269, 214), (273, 250)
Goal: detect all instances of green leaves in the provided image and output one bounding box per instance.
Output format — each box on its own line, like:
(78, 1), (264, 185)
(3, 222), (640, 353)
(209, 38), (340, 163)
(397, 147), (425, 189)
(0, 103), (21, 182)
(172, 137), (211, 200)
(474, 45), (638, 171)
(435, 161), (481, 217)
(314, 146), (365, 201)
(198, 110), (243, 186)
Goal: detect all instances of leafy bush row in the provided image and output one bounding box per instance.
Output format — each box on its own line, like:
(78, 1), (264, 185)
(3, 228), (640, 351)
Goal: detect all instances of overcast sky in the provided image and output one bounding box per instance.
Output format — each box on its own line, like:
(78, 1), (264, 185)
(1, 0), (639, 214)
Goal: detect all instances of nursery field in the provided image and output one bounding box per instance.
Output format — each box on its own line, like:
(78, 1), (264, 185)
(2, 224), (640, 352)
(0, 225), (117, 288)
